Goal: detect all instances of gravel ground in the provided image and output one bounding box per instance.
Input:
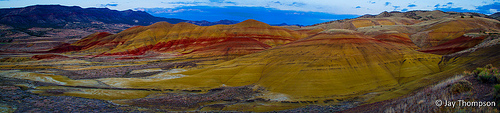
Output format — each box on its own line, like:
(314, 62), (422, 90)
(273, 102), (359, 113)
(0, 85), (129, 112)
(0, 77), (168, 113)
(123, 86), (261, 111)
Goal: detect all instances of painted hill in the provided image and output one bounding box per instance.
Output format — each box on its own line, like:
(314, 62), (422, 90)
(51, 19), (317, 58)
(308, 14), (500, 55)
(400, 17), (497, 55)
(90, 22), (500, 111)
(107, 30), (441, 100)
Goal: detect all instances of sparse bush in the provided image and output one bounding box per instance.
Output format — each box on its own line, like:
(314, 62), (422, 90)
(463, 71), (473, 76)
(486, 64), (494, 69)
(473, 64), (500, 109)
(449, 80), (473, 94)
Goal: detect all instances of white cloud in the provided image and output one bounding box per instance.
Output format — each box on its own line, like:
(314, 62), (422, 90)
(490, 9), (497, 13)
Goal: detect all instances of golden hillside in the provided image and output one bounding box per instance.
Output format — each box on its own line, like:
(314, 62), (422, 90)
(94, 31), (441, 101)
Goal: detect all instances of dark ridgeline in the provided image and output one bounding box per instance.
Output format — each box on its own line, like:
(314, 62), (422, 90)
(0, 5), (241, 28)
(312, 10), (499, 27)
(491, 12), (500, 21)
(185, 20), (240, 26)
(0, 5), (187, 28)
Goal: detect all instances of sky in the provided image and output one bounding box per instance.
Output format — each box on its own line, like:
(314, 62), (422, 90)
(1, 0), (499, 25)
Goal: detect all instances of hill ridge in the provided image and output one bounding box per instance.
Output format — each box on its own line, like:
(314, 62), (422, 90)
(50, 19), (317, 58)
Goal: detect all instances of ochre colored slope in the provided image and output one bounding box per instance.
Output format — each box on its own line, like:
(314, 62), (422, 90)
(49, 32), (113, 53)
(53, 19), (317, 57)
(417, 35), (486, 55)
(410, 17), (500, 49)
(439, 35), (500, 71)
(372, 33), (419, 50)
(369, 34), (500, 104)
(355, 17), (500, 55)
(97, 30), (442, 102)
(182, 37), (272, 57)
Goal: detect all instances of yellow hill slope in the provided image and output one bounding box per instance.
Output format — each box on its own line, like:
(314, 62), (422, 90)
(97, 30), (442, 101)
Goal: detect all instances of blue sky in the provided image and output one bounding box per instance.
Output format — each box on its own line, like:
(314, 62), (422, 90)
(138, 6), (358, 25)
(1, 0), (499, 25)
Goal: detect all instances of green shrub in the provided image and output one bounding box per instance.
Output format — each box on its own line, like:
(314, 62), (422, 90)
(494, 84), (500, 91)
(494, 84), (500, 108)
(478, 71), (494, 83)
(476, 64), (500, 83)
(474, 68), (486, 74)
(495, 70), (500, 83)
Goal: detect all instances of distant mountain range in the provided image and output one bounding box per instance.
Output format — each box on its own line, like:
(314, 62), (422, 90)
(185, 20), (240, 26)
(0, 5), (184, 28)
(0, 5), (239, 28)
(310, 10), (500, 27)
(0, 5), (242, 52)
(358, 10), (492, 20)
(269, 23), (304, 27)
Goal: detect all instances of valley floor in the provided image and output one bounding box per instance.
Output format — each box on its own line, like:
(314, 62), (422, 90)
(1, 68), (498, 112)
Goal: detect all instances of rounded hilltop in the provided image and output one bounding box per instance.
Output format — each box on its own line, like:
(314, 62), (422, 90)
(235, 19), (272, 28)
